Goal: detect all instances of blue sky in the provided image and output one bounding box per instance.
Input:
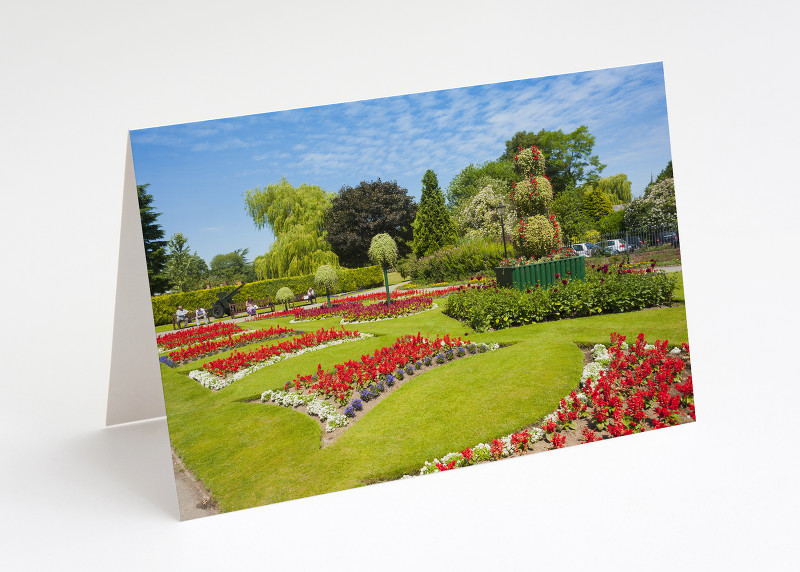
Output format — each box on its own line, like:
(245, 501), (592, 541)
(130, 61), (672, 265)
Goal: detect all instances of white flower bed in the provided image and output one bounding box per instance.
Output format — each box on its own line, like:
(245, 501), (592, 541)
(261, 389), (348, 432)
(188, 332), (373, 390)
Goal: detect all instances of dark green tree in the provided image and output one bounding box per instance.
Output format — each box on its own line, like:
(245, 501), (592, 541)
(643, 160), (673, 197)
(137, 183), (169, 295)
(657, 160), (673, 182)
(323, 179), (417, 267)
(412, 170), (457, 257)
(501, 126), (606, 196)
(445, 159), (515, 208)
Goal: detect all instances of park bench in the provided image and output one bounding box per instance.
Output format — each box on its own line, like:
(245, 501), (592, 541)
(172, 310), (205, 330)
(229, 297), (276, 317)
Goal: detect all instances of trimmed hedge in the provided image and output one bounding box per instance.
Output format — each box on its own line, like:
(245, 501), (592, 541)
(151, 265), (383, 325)
(406, 237), (504, 284)
(444, 268), (675, 332)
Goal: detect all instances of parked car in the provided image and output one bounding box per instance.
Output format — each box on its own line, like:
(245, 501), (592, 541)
(655, 230), (679, 247)
(569, 242), (593, 257)
(600, 238), (628, 254)
(626, 235), (646, 251)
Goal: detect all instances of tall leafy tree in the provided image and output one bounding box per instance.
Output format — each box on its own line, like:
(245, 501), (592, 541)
(501, 126), (606, 196)
(445, 159), (515, 208)
(323, 179), (417, 267)
(582, 186), (614, 222)
(412, 170), (457, 257)
(595, 173), (632, 204)
(137, 183), (169, 295)
(551, 187), (593, 245)
(244, 178), (338, 279)
(209, 248), (256, 286)
(164, 233), (207, 292)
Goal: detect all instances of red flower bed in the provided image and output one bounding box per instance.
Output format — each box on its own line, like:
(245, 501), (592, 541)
(157, 322), (242, 350)
(287, 333), (469, 404)
(167, 325), (296, 364)
(340, 295), (434, 322)
(547, 333), (693, 444)
(201, 327), (362, 377)
(292, 301), (363, 321)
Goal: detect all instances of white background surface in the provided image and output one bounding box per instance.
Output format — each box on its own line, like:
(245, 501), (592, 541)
(2, 1), (798, 570)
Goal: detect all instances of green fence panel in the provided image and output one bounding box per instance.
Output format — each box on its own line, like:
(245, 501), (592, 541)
(494, 256), (586, 291)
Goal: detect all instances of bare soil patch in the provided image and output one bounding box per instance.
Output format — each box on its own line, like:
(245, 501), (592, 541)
(172, 449), (220, 520)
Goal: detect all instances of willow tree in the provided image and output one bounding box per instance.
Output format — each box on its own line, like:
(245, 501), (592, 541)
(244, 178), (339, 279)
(595, 173), (633, 205)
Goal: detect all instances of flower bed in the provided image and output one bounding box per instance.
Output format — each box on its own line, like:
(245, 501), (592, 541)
(290, 301), (363, 322)
(156, 321), (242, 351)
(164, 325), (298, 366)
(406, 332), (693, 476)
(188, 328), (371, 390)
(339, 295), (436, 324)
(261, 335), (499, 433)
(244, 308), (297, 322)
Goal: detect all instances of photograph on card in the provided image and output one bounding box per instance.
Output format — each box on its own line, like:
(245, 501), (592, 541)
(130, 61), (693, 520)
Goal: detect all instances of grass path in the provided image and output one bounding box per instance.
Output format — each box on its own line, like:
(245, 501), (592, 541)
(161, 276), (689, 512)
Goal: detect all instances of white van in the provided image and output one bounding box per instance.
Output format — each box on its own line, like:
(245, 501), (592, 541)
(602, 239), (628, 253)
(570, 243), (592, 257)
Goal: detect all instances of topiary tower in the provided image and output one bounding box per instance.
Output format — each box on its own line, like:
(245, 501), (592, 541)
(368, 233), (398, 305)
(315, 264), (338, 308)
(509, 145), (562, 260)
(275, 286), (294, 311)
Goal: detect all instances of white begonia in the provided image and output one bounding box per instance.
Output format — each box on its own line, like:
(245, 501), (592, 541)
(581, 362), (606, 385)
(529, 428), (545, 443)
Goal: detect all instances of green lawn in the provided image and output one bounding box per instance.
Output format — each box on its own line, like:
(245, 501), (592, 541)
(160, 277), (689, 512)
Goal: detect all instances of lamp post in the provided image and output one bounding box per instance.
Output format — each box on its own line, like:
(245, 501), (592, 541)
(495, 202), (509, 260)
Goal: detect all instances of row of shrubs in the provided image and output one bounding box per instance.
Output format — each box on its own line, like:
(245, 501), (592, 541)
(398, 237), (505, 284)
(444, 269), (676, 332)
(151, 265), (383, 326)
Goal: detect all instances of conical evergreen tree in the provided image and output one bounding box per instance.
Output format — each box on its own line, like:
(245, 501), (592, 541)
(137, 183), (169, 295)
(412, 170), (457, 256)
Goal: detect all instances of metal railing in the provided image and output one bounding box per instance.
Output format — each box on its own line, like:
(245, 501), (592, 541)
(577, 224), (681, 255)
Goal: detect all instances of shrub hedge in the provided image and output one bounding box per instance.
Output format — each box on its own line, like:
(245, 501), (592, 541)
(405, 237), (505, 284)
(444, 268), (675, 332)
(151, 265), (383, 325)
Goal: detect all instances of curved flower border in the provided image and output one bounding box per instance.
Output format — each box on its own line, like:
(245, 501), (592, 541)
(404, 334), (692, 478)
(188, 332), (374, 390)
(261, 340), (499, 433)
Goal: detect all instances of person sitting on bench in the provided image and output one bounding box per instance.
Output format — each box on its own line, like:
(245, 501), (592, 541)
(195, 307), (208, 326)
(246, 297), (258, 317)
(175, 306), (189, 328)
(307, 287), (316, 304)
